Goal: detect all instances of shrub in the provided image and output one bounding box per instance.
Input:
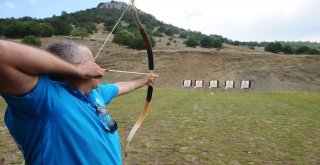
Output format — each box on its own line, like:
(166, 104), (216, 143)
(213, 38), (223, 49)
(71, 27), (88, 39)
(22, 35), (41, 46)
(153, 30), (163, 37)
(179, 31), (188, 38)
(306, 48), (320, 55)
(112, 30), (134, 46)
(265, 42), (282, 53)
(295, 46), (310, 54)
(165, 28), (174, 36)
(184, 36), (199, 47)
(200, 36), (214, 48)
(282, 45), (294, 54)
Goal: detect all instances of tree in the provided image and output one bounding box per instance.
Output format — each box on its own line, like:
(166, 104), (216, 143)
(295, 46), (310, 54)
(200, 36), (214, 48)
(71, 27), (89, 39)
(22, 35), (41, 46)
(153, 30), (163, 37)
(113, 30), (134, 46)
(97, 2), (105, 8)
(179, 31), (188, 38)
(0, 25), (3, 36)
(306, 48), (320, 55)
(157, 26), (166, 33)
(50, 18), (72, 35)
(234, 41), (241, 46)
(184, 36), (199, 47)
(282, 45), (294, 54)
(130, 35), (145, 49)
(165, 28), (175, 36)
(213, 38), (223, 49)
(265, 42), (283, 53)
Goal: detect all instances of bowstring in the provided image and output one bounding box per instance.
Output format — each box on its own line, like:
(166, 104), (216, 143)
(94, 3), (131, 60)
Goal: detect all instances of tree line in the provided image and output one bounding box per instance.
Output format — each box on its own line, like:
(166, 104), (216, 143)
(264, 42), (320, 55)
(0, 2), (319, 54)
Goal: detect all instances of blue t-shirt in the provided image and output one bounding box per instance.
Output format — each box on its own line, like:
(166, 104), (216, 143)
(1, 75), (121, 164)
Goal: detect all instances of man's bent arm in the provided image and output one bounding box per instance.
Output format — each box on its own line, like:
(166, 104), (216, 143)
(0, 40), (105, 96)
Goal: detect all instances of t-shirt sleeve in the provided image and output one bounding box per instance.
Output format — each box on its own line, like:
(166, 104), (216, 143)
(97, 84), (119, 105)
(0, 75), (52, 118)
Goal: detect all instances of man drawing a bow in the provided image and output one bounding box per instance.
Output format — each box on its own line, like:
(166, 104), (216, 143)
(0, 39), (156, 164)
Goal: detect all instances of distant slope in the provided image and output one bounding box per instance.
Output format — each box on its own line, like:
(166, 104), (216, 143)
(59, 37), (319, 92)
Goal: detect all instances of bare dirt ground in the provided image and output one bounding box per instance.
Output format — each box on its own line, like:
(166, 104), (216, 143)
(41, 35), (320, 92)
(8, 32), (320, 93)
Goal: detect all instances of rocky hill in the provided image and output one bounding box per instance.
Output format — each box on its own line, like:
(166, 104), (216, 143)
(98, 1), (128, 10)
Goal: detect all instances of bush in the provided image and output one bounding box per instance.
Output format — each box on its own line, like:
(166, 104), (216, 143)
(153, 30), (163, 37)
(130, 35), (145, 49)
(282, 45), (294, 54)
(306, 48), (320, 55)
(295, 46), (310, 54)
(22, 35), (41, 46)
(0, 25), (3, 36)
(184, 36), (199, 47)
(213, 38), (223, 49)
(179, 31), (188, 38)
(265, 42), (282, 53)
(234, 41), (241, 46)
(165, 28), (175, 36)
(50, 18), (72, 35)
(200, 36), (214, 48)
(71, 27), (88, 39)
(112, 30), (134, 46)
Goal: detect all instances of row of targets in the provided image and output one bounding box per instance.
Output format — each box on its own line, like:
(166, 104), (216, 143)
(182, 80), (252, 89)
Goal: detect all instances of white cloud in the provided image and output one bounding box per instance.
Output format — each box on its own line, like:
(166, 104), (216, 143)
(132, 0), (319, 41)
(5, 1), (16, 8)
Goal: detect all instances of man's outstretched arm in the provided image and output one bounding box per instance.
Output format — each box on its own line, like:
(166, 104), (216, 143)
(0, 40), (105, 96)
(115, 74), (157, 96)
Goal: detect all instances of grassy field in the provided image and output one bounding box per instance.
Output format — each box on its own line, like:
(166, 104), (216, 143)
(1, 90), (319, 164)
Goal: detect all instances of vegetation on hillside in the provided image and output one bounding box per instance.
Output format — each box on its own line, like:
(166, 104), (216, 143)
(264, 41), (320, 55)
(0, 1), (319, 54)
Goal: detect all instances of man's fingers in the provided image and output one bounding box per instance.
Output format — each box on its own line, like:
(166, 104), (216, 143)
(151, 73), (159, 78)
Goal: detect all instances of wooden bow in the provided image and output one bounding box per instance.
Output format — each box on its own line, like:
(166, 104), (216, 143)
(124, 0), (155, 157)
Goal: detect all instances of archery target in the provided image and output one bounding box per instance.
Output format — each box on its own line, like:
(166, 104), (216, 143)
(194, 80), (204, 88)
(182, 80), (192, 87)
(241, 80), (250, 89)
(225, 80), (234, 89)
(209, 80), (219, 88)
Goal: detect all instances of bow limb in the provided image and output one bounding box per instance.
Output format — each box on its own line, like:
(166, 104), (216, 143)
(125, 0), (154, 157)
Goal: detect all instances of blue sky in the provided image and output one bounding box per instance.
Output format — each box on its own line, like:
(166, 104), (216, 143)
(1, 0), (319, 42)
(0, 0), (105, 18)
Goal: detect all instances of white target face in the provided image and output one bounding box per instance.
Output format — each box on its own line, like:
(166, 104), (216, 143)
(209, 80), (218, 88)
(183, 80), (192, 87)
(225, 81), (234, 89)
(195, 80), (203, 88)
(241, 80), (250, 89)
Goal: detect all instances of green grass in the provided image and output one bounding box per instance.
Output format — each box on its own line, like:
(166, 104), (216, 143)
(1, 91), (320, 164)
